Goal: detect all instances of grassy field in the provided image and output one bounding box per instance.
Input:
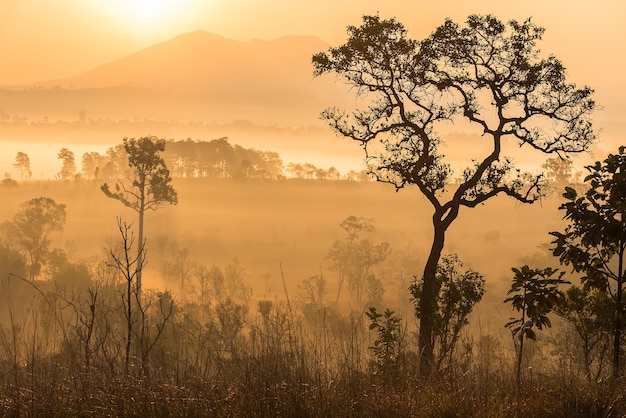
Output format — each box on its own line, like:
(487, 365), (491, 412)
(1, 177), (623, 417)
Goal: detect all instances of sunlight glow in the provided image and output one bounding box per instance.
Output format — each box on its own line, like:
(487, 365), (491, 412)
(85, 0), (217, 41)
(120, 0), (180, 23)
(98, 0), (205, 28)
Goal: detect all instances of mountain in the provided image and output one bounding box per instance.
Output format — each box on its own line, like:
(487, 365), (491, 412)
(0, 31), (351, 125)
(39, 31), (333, 95)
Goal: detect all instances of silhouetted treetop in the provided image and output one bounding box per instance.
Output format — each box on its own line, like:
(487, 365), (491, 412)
(84, 138), (286, 180)
(313, 14), (595, 201)
(313, 13), (595, 377)
(163, 138), (284, 179)
(102, 137), (178, 212)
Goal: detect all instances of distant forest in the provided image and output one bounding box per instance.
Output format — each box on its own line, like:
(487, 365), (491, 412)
(84, 137), (286, 180)
(0, 109), (368, 181)
(91, 138), (367, 181)
(7, 137), (368, 182)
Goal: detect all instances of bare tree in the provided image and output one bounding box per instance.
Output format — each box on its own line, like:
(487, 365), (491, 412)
(107, 218), (144, 375)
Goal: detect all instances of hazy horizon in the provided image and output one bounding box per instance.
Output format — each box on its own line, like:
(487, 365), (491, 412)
(1, 1), (624, 87)
(0, 2), (623, 180)
(0, 4), (624, 414)
(0, 0), (620, 342)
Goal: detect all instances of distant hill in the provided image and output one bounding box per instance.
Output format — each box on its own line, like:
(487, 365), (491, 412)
(36, 31), (333, 95)
(4, 30), (621, 175)
(0, 31), (351, 125)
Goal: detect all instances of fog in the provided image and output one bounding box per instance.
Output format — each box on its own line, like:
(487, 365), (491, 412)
(0, 16), (623, 416)
(0, 29), (602, 368)
(0, 173), (565, 326)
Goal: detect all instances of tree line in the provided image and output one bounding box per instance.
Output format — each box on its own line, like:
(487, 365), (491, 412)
(9, 137), (371, 182)
(1, 142), (624, 401)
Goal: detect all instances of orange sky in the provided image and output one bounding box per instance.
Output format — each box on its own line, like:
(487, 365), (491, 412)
(0, 0), (624, 87)
(0, 0), (623, 179)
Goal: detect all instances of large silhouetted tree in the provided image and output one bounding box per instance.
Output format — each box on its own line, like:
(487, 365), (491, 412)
(101, 136), (178, 298)
(313, 15), (595, 376)
(551, 147), (626, 378)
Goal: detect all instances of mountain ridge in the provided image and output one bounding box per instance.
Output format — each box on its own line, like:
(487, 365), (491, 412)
(26, 30), (334, 95)
(0, 30), (351, 126)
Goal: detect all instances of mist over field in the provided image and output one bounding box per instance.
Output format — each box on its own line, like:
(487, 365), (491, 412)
(1, 30), (622, 179)
(0, 176), (562, 304)
(1, 7), (625, 415)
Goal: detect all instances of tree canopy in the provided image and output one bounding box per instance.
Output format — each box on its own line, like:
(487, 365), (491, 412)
(313, 14), (595, 376)
(551, 146), (626, 377)
(12, 197), (66, 280)
(102, 137), (178, 214)
(102, 136), (178, 296)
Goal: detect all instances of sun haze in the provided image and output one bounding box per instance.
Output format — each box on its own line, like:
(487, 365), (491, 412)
(116, 0), (183, 23)
(0, 1), (626, 415)
(0, 1), (623, 86)
(91, 0), (210, 28)
(0, 0), (623, 175)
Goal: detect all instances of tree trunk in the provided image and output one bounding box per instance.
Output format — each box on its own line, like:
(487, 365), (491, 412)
(613, 246), (624, 378)
(137, 202), (145, 301)
(613, 307), (621, 378)
(125, 273), (132, 375)
(335, 272), (345, 307)
(516, 333), (525, 390)
(136, 189), (146, 371)
(583, 337), (592, 383)
(418, 219), (446, 377)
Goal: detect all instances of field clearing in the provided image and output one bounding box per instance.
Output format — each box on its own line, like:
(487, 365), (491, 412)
(0, 177), (568, 326)
(2, 177), (619, 418)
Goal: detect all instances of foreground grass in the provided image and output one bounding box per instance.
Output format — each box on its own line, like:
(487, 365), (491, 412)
(2, 356), (625, 417)
(0, 179), (623, 416)
(1, 275), (624, 417)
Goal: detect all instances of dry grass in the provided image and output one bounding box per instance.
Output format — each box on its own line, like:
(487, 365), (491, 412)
(2, 352), (625, 417)
(1, 279), (625, 417)
(1, 178), (623, 416)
